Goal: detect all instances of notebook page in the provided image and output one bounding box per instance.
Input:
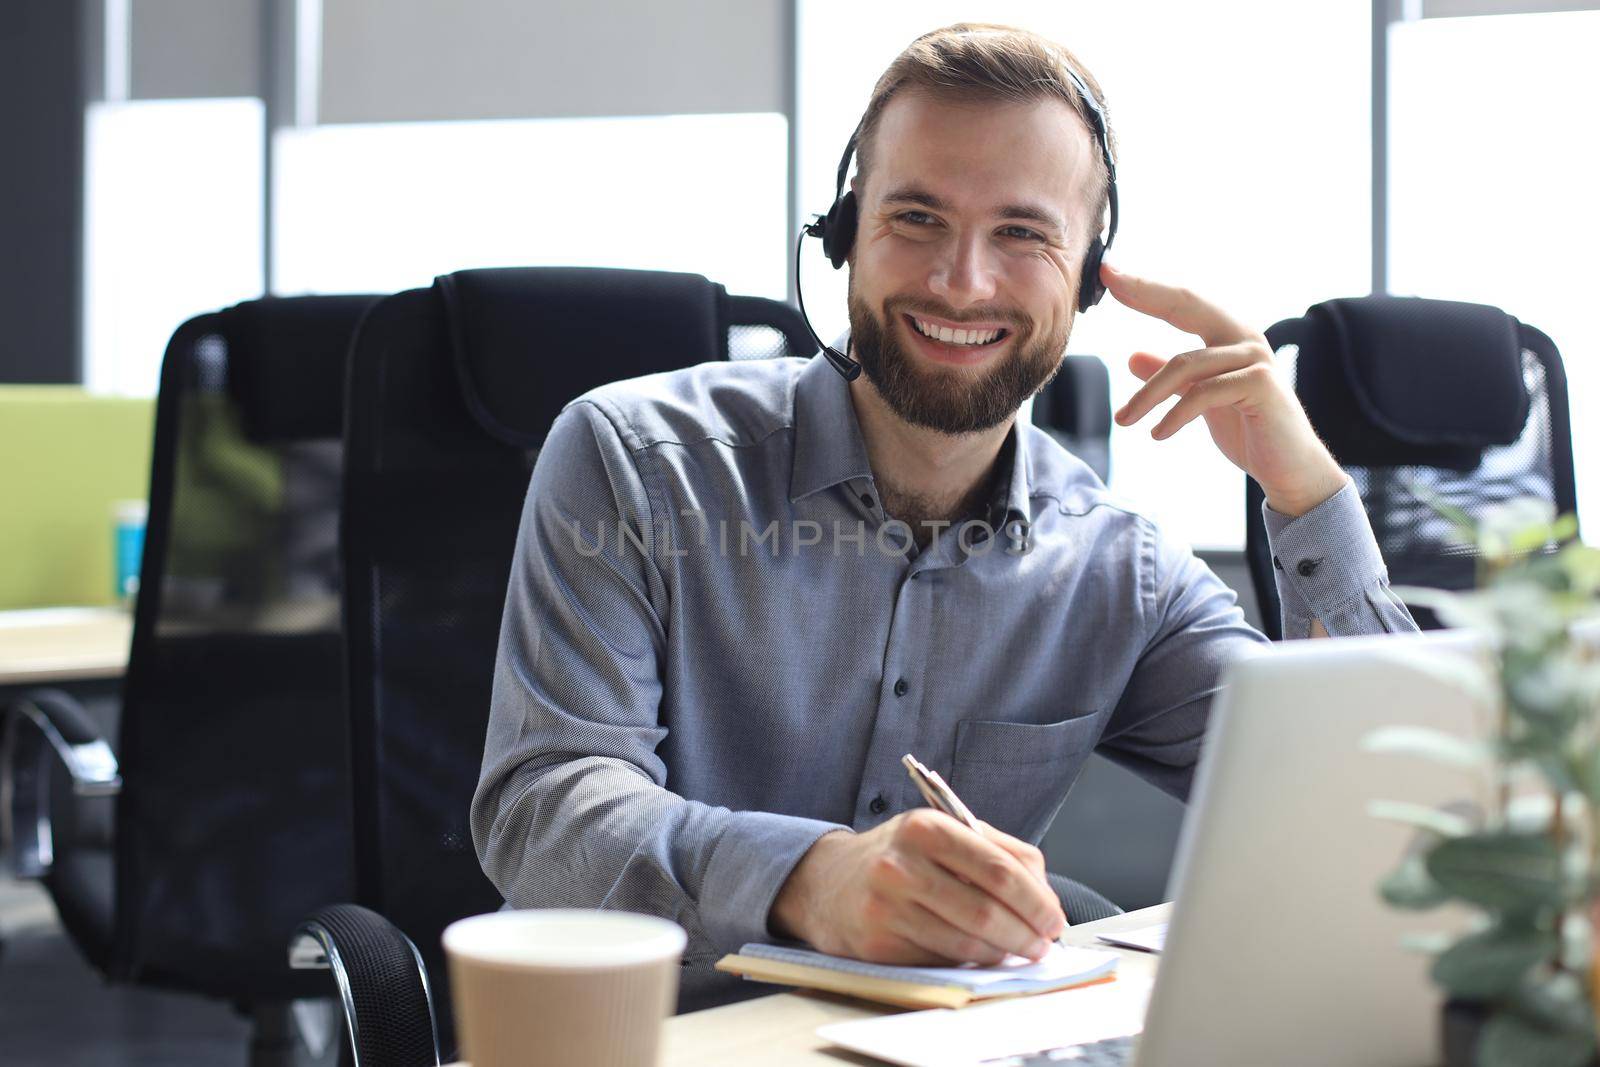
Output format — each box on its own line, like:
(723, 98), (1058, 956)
(738, 942), (1118, 992)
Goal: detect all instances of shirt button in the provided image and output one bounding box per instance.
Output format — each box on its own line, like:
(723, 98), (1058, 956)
(893, 678), (909, 697)
(869, 794), (888, 815)
(860, 492), (876, 509)
(1296, 557), (1322, 577)
(1273, 555), (1284, 572)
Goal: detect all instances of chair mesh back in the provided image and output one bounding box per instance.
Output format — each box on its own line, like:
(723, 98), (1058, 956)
(1245, 308), (1577, 638)
(1335, 346), (1559, 592)
(115, 296), (374, 998)
(342, 270), (815, 1052)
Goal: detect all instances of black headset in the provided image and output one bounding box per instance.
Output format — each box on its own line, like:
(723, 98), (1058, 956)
(796, 63), (1120, 382)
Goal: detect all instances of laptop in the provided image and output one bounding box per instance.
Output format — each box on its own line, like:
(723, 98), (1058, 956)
(820, 627), (1512, 1066)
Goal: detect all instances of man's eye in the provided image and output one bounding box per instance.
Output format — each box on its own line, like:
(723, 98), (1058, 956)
(897, 211), (935, 226)
(1000, 226), (1044, 241)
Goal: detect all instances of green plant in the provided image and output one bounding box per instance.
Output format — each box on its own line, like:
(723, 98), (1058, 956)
(1368, 498), (1600, 1067)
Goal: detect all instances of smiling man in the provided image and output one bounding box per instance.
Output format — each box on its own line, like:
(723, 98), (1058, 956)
(472, 23), (1417, 1012)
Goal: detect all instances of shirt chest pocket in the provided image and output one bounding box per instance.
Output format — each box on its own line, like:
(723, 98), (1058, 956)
(948, 713), (1103, 844)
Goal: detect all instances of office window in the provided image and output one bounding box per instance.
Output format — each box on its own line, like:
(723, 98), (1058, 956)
(83, 99), (265, 396)
(271, 112), (789, 300)
(798, 1), (1371, 549)
(1388, 10), (1599, 533)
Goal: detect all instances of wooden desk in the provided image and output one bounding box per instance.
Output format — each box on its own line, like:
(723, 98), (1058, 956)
(449, 905), (1169, 1067)
(0, 607), (132, 687)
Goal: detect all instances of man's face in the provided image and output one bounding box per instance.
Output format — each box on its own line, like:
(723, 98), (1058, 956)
(847, 90), (1097, 435)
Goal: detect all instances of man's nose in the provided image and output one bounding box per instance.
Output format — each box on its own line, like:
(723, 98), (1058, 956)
(927, 232), (998, 307)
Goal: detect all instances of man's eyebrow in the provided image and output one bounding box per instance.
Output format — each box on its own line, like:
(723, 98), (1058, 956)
(880, 186), (952, 212)
(879, 185), (1066, 234)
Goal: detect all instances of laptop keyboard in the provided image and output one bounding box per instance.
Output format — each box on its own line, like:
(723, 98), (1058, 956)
(981, 1034), (1138, 1065)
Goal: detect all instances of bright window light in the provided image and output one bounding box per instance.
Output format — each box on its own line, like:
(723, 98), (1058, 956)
(83, 98), (264, 396)
(1389, 10), (1599, 534)
(271, 112), (789, 300)
(798, 1), (1371, 550)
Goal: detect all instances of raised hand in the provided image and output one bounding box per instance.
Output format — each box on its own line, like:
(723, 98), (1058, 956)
(1101, 262), (1348, 517)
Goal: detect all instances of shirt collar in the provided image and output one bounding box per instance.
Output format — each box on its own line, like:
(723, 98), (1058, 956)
(789, 332), (875, 503)
(788, 330), (1034, 542)
(988, 428), (1033, 537)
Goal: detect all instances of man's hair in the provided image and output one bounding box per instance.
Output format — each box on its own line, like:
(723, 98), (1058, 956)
(853, 23), (1117, 237)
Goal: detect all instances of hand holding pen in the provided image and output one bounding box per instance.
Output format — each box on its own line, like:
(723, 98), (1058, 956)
(769, 759), (1067, 966)
(901, 753), (1070, 949)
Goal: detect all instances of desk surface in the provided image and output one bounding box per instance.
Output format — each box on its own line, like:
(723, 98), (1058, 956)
(450, 904), (1169, 1067)
(0, 607), (132, 686)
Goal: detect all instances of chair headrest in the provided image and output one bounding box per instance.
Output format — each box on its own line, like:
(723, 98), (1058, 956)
(1292, 296), (1530, 471)
(439, 267), (726, 449)
(221, 295), (377, 443)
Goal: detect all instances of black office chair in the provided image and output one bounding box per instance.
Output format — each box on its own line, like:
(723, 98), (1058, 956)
(1244, 295), (1578, 638)
(0, 295), (376, 1062)
(290, 267), (1122, 1065)
(1035, 354), (1113, 483)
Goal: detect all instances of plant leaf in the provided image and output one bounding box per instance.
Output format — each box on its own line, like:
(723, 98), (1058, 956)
(1429, 926), (1557, 999)
(1399, 930), (1454, 955)
(1363, 725), (1495, 770)
(1389, 585), (1501, 632)
(1512, 972), (1595, 1030)
(1380, 852), (1451, 911)
(1425, 832), (1562, 912)
(1405, 481), (1480, 545)
(1368, 800), (1475, 838)
(1479, 1007), (1598, 1067)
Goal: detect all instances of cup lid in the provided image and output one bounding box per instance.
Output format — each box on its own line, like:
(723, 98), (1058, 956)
(442, 909), (687, 969)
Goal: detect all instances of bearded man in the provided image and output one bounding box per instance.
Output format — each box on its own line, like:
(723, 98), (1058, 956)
(472, 22), (1416, 1012)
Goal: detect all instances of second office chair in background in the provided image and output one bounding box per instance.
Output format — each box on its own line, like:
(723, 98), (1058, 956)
(1245, 295), (1578, 638)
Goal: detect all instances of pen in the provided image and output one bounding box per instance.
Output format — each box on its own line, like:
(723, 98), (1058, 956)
(901, 753), (1070, 949)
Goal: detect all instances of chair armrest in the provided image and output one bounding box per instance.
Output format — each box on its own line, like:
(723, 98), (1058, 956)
(1, 688), (121, 879)
(1047, 871), (1124, 925)
(290, 903), (441, 1067)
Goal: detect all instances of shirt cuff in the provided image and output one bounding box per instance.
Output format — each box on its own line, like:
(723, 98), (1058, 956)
(699, 810), (849, 954)
(1261, 480), (1414, 639)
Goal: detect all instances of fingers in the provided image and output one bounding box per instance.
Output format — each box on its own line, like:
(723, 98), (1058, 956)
(1099, 262), (1254, 347)
(978, 821), (1050, 885)
(848, 902), (1034, 968)
(905, 854), (1051, 962)
(854, 838), (1042, 965)
(1149, 366), (1271, 440)
(898, 811), (1063, 941)
(1115, 342), (1260, 428)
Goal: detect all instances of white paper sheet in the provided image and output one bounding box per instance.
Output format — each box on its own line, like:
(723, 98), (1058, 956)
(1094, 921), (1168, 955)
(817, 976), (1154, 1067)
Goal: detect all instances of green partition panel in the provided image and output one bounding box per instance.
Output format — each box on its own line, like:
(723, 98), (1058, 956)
(0, 387), (155, 609)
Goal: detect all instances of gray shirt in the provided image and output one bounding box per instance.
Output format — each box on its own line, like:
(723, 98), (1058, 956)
(472, 351), (1417, 1010)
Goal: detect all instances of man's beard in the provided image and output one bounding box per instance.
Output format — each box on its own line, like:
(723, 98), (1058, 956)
(846, 278), (1069, 436)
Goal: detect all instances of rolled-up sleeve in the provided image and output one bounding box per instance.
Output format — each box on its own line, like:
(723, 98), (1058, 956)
(470, 400), (844, 959)
(1262, 480), (1419, 640)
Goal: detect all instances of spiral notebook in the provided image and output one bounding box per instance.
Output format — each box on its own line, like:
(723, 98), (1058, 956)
(715, 941), (1119, 1010)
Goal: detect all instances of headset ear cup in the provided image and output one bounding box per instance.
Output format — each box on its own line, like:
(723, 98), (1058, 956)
(1077, 236), (1107, 313)
(822, 191), (859, 269)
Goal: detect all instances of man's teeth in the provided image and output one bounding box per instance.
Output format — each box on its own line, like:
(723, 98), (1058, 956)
(911, 317), (1003, 346)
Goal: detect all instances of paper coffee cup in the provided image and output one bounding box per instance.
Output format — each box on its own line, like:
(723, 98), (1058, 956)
(443, 909), (686, 1067)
